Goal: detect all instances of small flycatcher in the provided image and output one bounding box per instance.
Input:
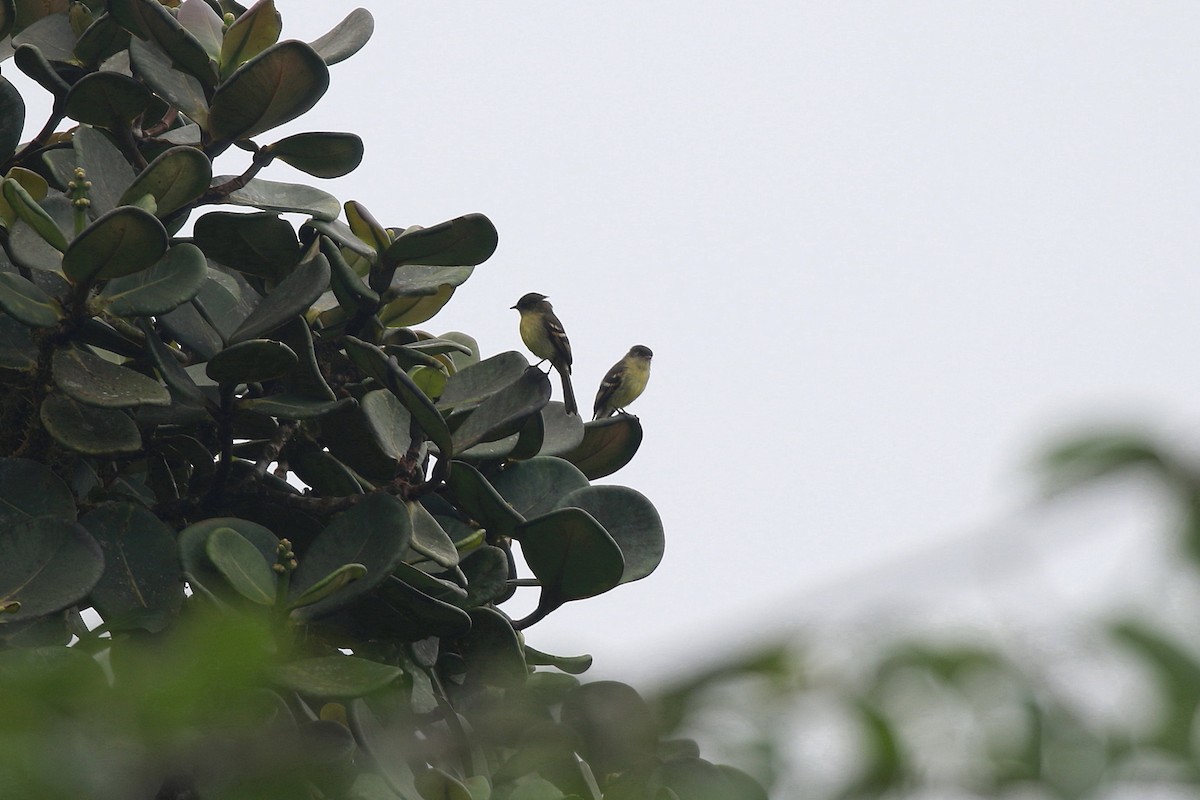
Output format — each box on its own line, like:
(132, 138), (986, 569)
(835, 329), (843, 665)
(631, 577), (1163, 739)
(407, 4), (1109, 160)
(593, 345), (653, 420)
(512, 292), (578, 415)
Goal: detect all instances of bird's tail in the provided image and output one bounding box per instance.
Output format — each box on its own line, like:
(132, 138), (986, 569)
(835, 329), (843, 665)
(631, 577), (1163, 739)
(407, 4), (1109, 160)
(559, 366), (578, 416)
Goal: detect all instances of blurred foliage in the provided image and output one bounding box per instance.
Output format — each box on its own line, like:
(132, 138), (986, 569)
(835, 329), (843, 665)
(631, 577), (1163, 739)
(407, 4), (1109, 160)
(0, 1), (763, 797)
(653, 431), (1200, 798)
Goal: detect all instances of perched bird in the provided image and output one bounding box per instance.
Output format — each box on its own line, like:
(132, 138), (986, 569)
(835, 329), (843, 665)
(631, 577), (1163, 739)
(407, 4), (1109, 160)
(512, 292), (578, 415)
(593, 345), (653, 420)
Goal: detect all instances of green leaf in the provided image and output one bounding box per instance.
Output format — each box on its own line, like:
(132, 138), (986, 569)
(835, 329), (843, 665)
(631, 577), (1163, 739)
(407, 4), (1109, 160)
(178, 517), (278, 601)
(0, 314), (36, 369)
(206, 338), (297, 385)
(205, 526), (277, 605)
(351, 572), (472, 640)
(267, 132), (364, 178)
(0, 516), (104, 621)
(344, 336), (453, 458)
(237, 393), (351, 420)
(271, 656), (401, 699)
(74, 14), (133, 67)
(192, 210), (299, 280)
(490, 457), (590, 520)
(460, 606), (527, 688)
(219, 176), (341, 221)
(308, 7), (373, 66)
(140, 319), (209, 405)
(72, 125), (137, 216)
(560, 416), (643, 480)
(439, 351), (530, 409)
(273, 316), (336, 400)
(383, 214), (498, 268)
(346, 200), (390, 255)
(64, 71), (156, 130)
(561, 682), (659, 777)
(408, 501), (459, 568)
(460, 545), (510, 608)
(444, 460), (523, 538)
(0, 77), (25, 162)
(517, 508), (623, 602)
(292, 451), (363, 497)
(378, 284), (459, 328)
(13, 13), (76, 61)
(40, 393), (142, 454)
(128, 35), (209, 126)
(176, 0), (223, 61)
(415, 769), (474, 800)
(13, 43), (69, 99)
(228, 254), (329, 343)
(360, 388), (412, 461)
(524, 646), (592, 675)
(119, 146), (212, 217)
(452, 367), (551, 454)
(52, 346), (170, 408)
(0, 457), (76, 528)
(209, 40), (329, 142)
(0, 271), (62, 327)
(98, 243), (207, 317)
(288, 493), (413, 618)
(556, 486), (664, 584)
(2, 178), (66, 251)
(109, 0), (216, 85)
(534, 402), (585, 457)
(218, 0), (280, 77)
(79, 502), (182, 632)
(62, 206), (169, 284)
(288, 562), (366, 612)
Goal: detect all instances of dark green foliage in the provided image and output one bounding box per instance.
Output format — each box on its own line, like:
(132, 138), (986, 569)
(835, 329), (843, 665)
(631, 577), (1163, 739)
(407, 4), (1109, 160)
(0, 3), (743, 798)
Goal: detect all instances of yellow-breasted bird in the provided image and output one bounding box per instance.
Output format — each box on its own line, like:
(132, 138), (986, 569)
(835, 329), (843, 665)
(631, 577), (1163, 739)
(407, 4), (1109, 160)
(593, 345), (653, 420)
(512, 292), (578, 415)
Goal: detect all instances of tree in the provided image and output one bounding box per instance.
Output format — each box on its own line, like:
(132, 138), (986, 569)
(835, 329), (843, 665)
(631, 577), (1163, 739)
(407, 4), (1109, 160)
(0, 1), (764, 797)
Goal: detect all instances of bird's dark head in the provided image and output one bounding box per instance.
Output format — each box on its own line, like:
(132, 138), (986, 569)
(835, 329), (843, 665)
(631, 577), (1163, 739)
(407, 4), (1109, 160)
(630, 345), (653, 359)
(512, 292), (549, 310)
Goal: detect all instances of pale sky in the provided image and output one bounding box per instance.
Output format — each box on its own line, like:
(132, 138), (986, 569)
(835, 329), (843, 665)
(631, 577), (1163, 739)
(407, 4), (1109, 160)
(26, 2), (1200, 681)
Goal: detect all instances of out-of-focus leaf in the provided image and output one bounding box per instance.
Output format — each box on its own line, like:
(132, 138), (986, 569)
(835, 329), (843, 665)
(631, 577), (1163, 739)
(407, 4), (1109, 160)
(272, 656), (401, 699)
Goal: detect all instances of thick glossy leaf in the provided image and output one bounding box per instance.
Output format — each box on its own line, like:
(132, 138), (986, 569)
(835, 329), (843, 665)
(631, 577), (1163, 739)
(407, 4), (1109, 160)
(292, 450), (363, 497)
(205, 526), (277, 605)
(209, 40), (329, 142)
(72, 125), (136, 216)
(444, 460), (523, 538)
(271, 656), (400, 698)
(12, 43), (69, 99)
(459, 606), (527, 688)
(377, 284), (457, 327)
(63, 206), (169, 284)
(489, 457), (589, 521)
(52, 346), (170, 408)
(345, 200), (390, 255)
(140, 320), (209, 405)
(344, 336), (452, 458)
(40, 393), (142, 454)
(438, 352), (530, 409)
(560, 415), (643, 480)
(288, 562), (365, 612)
(0, 77), (24, 162)
(288, 493), (413, 618)
(219, 0), (280, 76)
(129, 35), (209, 125)
(304, 217), (376, 260)
(192, 210), (299, 280)
(0, 516), (103, 621)
(408, 501), (458, 568)
(353, 572), (472, 640)
(387, 265), (474, 298)
(525, 646), (592, 675)
(459, 545), (510, 608)
(65, 71), (155, 129)
(383, 214), (498, 268)
(206, 338), (297, 385)
(119, 146), (212, 217)
(321, 402), (401, 481)
(228, 254), (329, 343)
(176, 0), (223, 61)
(0, 457), (75, 528)
(308, 7), (373, 65)
(220, 176), (341, 221)
(80, 502), (182, 632)
(178, 517), (278, 601)
(2, 178), (66, 251)
(452, 367), (551, 453)
(99, 243), (206, 317)
(414, 769), (474, 800)
(361, 388), (412, 461)
(109, 0), (215, 84)
(517, 509), (623, 602)
(267, 131), (363, 178)
(325, 236), (377, 315)
(0, 271), (62, 327)
(13, 13), (76, 61)
(75, 14), (132, 67)
(557, 486), (663, 584)
(273, 317), (335, 400)
(0, 314), (36, 369)
(238, 393), (351, 420)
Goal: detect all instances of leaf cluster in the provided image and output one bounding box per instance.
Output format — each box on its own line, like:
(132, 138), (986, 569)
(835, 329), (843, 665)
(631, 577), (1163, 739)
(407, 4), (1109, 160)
(0, 2), (761, 798)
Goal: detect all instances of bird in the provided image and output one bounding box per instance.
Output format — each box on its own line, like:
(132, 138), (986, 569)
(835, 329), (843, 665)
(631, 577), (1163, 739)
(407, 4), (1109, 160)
(593, 345), (653, 420)
(511, 292), (578, 415)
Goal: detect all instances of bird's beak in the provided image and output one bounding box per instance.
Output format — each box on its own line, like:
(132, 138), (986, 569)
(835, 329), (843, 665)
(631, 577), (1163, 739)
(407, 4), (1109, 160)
(510, 304), (518, 309)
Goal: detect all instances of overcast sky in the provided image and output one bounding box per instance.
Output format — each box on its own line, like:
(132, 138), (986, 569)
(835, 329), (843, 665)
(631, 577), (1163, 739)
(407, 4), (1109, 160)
(26, 2), (1200, 681)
